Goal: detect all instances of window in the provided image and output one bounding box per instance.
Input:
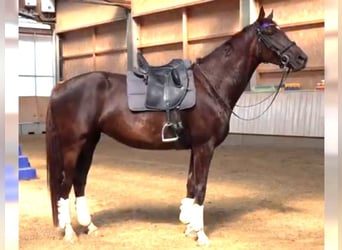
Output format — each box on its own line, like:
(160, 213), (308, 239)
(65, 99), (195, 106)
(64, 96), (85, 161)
(18, 34), (55, 96)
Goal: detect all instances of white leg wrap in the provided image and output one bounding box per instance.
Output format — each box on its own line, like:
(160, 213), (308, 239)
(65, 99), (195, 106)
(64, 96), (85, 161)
(190, 204), (204, 231)
(57, 198), (71, 229)
(179, 198), (195, 224)
(64, 223), (77, 243)
(75, 196), (91, 226)
(181, 201), (210, 246)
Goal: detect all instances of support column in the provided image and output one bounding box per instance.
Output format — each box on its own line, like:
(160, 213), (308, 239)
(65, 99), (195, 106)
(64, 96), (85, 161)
(325, 0), (342, 249)
(127, 11), (139, 70)
(240, 0), (258, 90)
(182, 8), (189, 59)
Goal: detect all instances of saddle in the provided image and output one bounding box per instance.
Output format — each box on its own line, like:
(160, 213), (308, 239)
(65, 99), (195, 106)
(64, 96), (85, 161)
(134, 51), (190, 111)
(133, 51), (191, 142)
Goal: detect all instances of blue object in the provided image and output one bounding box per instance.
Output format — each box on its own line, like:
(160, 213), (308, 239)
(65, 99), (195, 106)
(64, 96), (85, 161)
(5, 165), (18, 201)
(18, 145), (37, 180)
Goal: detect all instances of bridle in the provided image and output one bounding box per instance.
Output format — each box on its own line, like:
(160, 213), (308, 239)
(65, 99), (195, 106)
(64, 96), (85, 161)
(256, 22), (296, 67)
(196, 21), (295, 121)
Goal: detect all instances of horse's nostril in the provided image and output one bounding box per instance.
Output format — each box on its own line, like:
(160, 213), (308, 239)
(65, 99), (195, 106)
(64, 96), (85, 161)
(298, 55), (307, 64)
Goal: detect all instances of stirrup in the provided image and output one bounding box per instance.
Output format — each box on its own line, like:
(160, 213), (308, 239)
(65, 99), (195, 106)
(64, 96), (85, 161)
(161, 122), (179, 142)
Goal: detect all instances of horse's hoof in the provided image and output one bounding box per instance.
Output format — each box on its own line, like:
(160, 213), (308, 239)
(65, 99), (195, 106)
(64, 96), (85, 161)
(63, 233), (78, 243)
(86, 222), (98, 236)
(196, 230), (210, 247)
(184, 224), (197, 239)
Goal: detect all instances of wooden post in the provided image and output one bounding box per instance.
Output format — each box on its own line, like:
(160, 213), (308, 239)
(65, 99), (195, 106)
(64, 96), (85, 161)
(92, 27), (96, 70)
(127, 11), (140, 70)
(240, 0), (258, 90)
(182, 8), (189, 59)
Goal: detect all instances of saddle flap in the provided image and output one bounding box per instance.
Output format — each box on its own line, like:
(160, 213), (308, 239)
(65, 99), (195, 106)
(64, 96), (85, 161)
(126, 69), (196, 112)
(144, 60), (189, 110)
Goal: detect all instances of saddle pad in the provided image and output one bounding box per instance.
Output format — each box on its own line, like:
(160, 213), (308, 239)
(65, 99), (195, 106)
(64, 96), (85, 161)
(126, 68), (196, 112)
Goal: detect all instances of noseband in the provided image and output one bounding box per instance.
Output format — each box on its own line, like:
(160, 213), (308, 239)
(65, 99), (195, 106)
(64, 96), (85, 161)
(256, 23), (296, 67)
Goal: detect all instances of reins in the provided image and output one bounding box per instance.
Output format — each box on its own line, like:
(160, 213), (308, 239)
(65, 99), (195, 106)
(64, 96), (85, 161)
(231, 66), (290, 121)
(195, 64), (290, 121)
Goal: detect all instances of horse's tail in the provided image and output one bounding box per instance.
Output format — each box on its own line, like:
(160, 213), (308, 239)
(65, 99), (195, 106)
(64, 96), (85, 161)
(46, 103), (63, 227)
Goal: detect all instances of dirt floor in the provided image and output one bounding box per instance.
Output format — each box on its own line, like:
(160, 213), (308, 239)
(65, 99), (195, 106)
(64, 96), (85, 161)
(19, 134), (323, 250)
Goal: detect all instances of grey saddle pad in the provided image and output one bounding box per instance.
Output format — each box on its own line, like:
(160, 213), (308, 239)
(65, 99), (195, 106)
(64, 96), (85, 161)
(126, 68), (196, 112)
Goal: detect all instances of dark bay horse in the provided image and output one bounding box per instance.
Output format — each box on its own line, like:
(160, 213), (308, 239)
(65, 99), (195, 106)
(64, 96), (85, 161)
(46, 7), (307, 246)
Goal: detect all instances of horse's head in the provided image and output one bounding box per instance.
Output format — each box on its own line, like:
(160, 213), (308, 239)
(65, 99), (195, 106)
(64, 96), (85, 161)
(254, 7), (307, 71)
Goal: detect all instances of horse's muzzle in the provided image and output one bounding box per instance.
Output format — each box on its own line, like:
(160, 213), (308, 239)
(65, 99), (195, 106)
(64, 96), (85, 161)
(287, 50), (308, 72)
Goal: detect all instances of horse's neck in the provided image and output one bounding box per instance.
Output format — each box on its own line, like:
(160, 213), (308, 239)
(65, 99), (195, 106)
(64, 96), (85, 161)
(199, 26), (260, 107)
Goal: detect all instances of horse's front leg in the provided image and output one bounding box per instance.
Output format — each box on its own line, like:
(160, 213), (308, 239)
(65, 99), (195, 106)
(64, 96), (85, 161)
(179, 143), (214, 246)
(179, 150), (195, 224)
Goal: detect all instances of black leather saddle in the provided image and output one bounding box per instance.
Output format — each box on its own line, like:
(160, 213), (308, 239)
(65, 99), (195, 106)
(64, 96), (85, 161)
(134, 51), (189, 111)
(134, 51), (191, 142)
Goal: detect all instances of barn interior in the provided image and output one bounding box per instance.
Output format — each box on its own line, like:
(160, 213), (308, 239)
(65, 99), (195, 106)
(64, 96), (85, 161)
(18, 0), (324, 147)
(2, 0), (336, 249)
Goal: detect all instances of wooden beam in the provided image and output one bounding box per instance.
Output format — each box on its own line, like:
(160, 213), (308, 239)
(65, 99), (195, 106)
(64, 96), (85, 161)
(257, 66), (324, 74)
(279, 19), (324, 31)
(182, 8), (188, 59)
(92, 27), (97, 70)
(132, 0), (214, 18)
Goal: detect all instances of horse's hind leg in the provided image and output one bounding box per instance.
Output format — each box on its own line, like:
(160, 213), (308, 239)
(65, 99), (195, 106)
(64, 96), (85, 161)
(58, 143), (84, 242)
(73, 133), (100, 235)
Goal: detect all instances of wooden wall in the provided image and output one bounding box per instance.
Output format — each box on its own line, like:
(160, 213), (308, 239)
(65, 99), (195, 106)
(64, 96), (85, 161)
(134, 0), (240, 65)
(132, 0), (324, 90)
(56, 0), (324, 87)
(57, 1), (128, 80)
(19, 96), (49, 124)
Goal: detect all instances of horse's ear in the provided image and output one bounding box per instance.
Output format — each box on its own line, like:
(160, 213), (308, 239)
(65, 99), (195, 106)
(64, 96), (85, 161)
(266, 9), (274, 20)
(257, 6), (265, 22)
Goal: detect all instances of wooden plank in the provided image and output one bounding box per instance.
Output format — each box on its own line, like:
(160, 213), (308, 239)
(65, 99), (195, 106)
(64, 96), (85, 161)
(62, 28), (93, 57)
(140, 44), (182, 65)
(188, 38), (226, 62)
(182, 8), (188, 59)
(132, 0), (214, 17)
(95, 52), (127, 74)
(280, 19), (324, 31)
(92, 28), (96, 70)
(258, 66), (324, 74)
(260, 0), (324, 24)
(62, 52), (93, 60)
(138, 40), (182, 49)
(138, 8), (183, 49)
(56, 1), (127, 33)
(63, 57), (94, 79)
(189, 32), (233, 43)
(257, 70), (324, 89)
(95, 21), (127, 52)
(36, 97), (50, 123)
(187, 0), (240, 39)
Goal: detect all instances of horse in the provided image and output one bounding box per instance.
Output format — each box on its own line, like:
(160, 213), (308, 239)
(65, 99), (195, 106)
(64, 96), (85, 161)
(46, 7), (307, 246)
